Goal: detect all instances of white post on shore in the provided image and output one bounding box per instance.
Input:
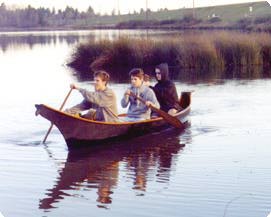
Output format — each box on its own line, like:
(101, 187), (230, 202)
(193, 0), (196, 19)
(146, 0), (149, 38)
(117, 0), (120, 38)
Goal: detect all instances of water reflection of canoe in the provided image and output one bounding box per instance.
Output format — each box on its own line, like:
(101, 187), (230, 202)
(39, 129), (186, 210)
(35, 92), (192, 147)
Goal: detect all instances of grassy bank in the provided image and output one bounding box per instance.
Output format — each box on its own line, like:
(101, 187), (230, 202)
(68, 31), (271, 77)
(116, 15), (271, 32)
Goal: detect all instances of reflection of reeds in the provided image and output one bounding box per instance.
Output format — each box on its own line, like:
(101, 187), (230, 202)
(68, 31), (271, 74)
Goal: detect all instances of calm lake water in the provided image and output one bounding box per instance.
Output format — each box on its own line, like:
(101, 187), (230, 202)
(0, 30), (271, 217)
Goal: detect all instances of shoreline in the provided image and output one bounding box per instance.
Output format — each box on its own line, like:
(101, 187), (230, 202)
(1, 24), (271, 33)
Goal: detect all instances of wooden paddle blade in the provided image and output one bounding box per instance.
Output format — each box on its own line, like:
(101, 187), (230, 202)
(150, 105), (184, 129)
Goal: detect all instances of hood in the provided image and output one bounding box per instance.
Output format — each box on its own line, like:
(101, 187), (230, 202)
(155, 63), (169, 81)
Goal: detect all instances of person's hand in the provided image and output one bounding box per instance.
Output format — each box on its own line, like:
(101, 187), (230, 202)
(125, 89), (131, 96)
(145, 101), (154, 107)
(70, 83), (78, 90)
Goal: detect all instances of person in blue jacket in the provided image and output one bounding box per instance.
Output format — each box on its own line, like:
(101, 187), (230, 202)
(121, 68), (160, 121)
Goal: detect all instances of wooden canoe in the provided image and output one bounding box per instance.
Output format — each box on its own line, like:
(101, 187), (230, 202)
(35, 91), (192, 146)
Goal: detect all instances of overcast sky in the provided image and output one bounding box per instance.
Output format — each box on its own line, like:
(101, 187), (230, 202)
(1, 0), (269, 14)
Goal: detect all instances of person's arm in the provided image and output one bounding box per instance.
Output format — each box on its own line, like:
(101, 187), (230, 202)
(145, 88), (160, 109)
(65, 100), (90, 114)
(166, 83), (181, 110)
(152, 84), (162, 102)
(121, 89), (130, 108)
(70, 83), (101, 106)
(78, 88), (101, 105)
(168, 83), (179, 102)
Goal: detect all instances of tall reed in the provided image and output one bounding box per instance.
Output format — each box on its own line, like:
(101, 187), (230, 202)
(213, 32), (262, 67)
(68, 31), (271, 75)
(68, 39), (113, 72)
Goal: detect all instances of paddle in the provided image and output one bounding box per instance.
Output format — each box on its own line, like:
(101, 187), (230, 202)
(41, 88), (73, 144)
(129, 92), (184, 129)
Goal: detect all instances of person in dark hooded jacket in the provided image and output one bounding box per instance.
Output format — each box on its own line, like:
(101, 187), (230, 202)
(152, 63), (182, 115)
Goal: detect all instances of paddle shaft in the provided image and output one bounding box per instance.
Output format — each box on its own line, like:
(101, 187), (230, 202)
(42, 88), (73, 144)
(129, 92), (184, 129)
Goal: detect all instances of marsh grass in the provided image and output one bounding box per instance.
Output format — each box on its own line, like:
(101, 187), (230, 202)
(68, 31), (271, 76)
(214, 32), (263, 68)
(68, 39), (113, 72)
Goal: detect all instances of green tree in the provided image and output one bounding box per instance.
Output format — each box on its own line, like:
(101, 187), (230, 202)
(0, 3), (7, 26)
(86, 6), (95, 17)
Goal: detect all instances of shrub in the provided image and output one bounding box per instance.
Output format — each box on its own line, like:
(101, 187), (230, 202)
(254, 15), (271, 24)
(208, 17), (222, 23)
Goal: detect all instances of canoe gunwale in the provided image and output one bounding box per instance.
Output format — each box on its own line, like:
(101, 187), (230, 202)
(36, 104), (190, 126)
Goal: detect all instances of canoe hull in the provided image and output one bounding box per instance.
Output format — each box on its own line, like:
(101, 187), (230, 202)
(35, 92), (192, 146)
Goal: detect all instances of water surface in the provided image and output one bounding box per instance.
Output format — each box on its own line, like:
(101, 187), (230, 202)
(0, 30), (271, 217)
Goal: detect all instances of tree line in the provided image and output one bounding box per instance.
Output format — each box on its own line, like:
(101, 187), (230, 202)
(0, 3), (97, 28)
(0, 3), (168, 29)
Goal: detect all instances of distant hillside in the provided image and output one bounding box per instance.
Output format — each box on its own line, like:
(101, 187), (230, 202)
(112, 1), (271, 31)
(98, 1), (271, 24)
(197, 1), (270, 21)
